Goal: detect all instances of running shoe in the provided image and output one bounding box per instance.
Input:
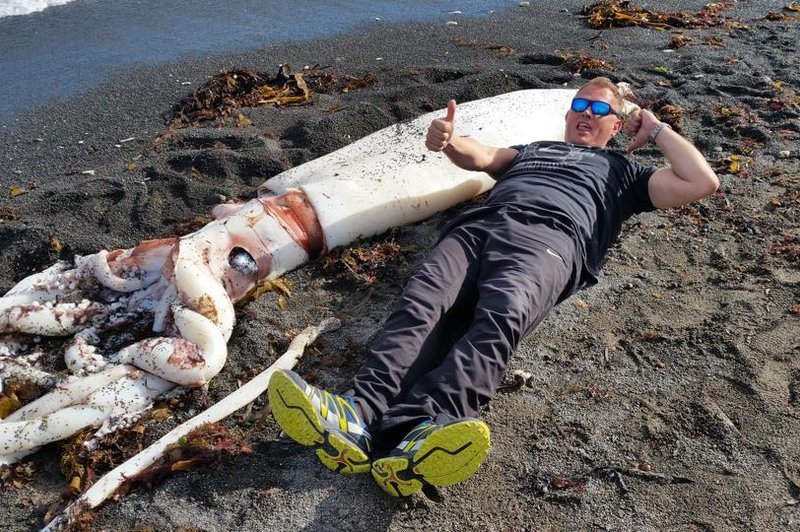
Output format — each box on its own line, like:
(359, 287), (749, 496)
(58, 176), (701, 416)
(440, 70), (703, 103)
(371, 418), (490, 497)
(268, 369), (372, 475)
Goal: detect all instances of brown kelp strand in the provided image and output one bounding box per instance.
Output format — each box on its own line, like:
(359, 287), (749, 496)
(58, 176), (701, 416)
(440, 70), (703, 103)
(583, 0), (748, 30)
(163, 64), (378, 130)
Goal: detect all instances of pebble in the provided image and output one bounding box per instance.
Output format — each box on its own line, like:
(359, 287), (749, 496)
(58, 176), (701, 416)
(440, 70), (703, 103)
(520, 1), (530, 6)
(779, 150), (791, 158)
(446, 20), (458, 26)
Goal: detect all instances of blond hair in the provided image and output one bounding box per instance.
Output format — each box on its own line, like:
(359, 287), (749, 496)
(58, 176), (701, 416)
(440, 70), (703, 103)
(578, 77), (623, 109)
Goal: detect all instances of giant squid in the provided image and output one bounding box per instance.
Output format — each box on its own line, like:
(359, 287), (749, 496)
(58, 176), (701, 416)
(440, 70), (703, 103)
(0, 88), (586, 465)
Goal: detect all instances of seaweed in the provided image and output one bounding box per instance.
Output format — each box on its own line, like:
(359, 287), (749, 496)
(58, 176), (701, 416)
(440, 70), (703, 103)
(0, 205), (17, 220)
(341, 73), (378, 93)
(156, 64), (378, 147)
(0, 462), (34, 490)
(715, 104), (762, 135)
(558, 50), (615, 73)
(7, 185), (27, 198)
(59, 413), (251, 493)
(766, 3), (800, 21)
(60, 424), (149, 494)
(668, 32), (694, 49)
(321, 239), (407, 287)
(163, 65), (310, 131)
(770, 236), (800, 262)
(239, 278), (293, 309)
(117, 423), (252, 494)
(583, 1), (747, 30)
(655, 103), (684, 132)
(452, 38), (515, 58)
(0, 379), (43, 418)
(768, 80), (800, 112)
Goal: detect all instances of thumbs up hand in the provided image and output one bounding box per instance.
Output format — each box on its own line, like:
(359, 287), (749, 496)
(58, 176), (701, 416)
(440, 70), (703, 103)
(426, 99), (457, 152)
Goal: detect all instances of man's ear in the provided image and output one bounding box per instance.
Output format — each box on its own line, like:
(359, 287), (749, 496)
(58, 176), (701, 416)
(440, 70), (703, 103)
(611, 117), (623, 136)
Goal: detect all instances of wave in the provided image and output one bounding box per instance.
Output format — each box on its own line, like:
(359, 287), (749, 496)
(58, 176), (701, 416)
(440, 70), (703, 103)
(0, 0), (76, 18)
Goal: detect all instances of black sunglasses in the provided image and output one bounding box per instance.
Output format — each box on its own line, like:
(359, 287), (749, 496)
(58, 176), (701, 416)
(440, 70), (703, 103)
(570, 97), (622, 118)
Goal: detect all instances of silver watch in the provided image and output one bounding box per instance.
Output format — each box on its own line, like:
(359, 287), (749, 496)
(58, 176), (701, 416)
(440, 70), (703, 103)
(647, 122), (671, 144)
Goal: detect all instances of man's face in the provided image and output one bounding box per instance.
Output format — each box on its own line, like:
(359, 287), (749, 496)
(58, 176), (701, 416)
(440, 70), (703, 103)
(563, 85), (623, 148)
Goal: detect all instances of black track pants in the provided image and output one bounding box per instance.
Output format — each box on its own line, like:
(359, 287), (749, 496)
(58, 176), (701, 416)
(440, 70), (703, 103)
(351, 211), (578, 448)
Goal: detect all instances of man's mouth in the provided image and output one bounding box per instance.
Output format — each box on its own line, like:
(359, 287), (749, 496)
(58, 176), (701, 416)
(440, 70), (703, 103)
(577, 122), (592, 133)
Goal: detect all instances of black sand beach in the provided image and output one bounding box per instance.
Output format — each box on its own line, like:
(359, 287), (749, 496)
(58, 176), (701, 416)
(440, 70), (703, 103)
(1, 1), (799, 530)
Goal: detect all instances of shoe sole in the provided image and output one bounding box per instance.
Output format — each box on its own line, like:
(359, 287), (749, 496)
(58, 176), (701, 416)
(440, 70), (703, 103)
(371, 420), (490, 497)
(268, 371), (370, 475)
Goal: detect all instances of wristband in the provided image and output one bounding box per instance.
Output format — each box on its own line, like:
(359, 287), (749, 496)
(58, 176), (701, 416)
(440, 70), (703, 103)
(647, 122), (671, 144)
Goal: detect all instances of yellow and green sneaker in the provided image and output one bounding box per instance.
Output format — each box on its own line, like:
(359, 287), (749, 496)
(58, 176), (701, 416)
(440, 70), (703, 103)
(371, 418), (490, 497)
(268, 369), (372, 475)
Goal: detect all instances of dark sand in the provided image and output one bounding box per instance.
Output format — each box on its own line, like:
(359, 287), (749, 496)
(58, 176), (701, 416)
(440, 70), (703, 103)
(1, 1), (799, 530)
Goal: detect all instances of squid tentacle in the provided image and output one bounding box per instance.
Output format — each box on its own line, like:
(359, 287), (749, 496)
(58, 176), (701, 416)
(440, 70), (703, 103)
(173, 236), (236, 341)
(3, 261), (75, 298)
(0, 405), (108, 457)
(0, 372), (174, 462)
(115, 305), (227, 387)
(76, 251), (160, 293)
(4, 365), (136, 422)
(0, 299), (106, 336)
(151, 282), (178, 333)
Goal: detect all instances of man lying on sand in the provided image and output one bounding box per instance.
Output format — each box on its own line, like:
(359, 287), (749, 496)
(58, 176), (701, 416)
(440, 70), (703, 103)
(267, 77), (719, 497)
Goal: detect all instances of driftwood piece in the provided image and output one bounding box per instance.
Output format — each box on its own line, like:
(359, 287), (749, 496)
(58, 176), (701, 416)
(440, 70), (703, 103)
(42, 317), (341, 531)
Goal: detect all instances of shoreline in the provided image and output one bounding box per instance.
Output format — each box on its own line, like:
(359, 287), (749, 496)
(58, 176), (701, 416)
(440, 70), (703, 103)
(1, 1), (799, 530)
(0, 0), (518, 124)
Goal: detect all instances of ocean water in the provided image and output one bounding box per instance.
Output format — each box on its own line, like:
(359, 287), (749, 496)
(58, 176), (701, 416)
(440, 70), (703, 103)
(0, 0), (517, 124)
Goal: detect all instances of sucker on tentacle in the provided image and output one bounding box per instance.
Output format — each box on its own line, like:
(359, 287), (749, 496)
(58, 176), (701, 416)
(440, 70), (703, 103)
(64, 329), (106, 375)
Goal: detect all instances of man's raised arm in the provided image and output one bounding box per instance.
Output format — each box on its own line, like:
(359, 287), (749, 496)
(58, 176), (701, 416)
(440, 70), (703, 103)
(625, 108), (720, 209)
(425, 99), (519, 179)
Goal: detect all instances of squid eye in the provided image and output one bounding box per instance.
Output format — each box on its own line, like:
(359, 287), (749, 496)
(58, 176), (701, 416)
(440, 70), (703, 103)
(229, 248), (258, 276)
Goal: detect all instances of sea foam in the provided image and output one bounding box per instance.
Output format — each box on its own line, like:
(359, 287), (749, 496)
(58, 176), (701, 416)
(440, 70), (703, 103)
(0, 0), (75, 18)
